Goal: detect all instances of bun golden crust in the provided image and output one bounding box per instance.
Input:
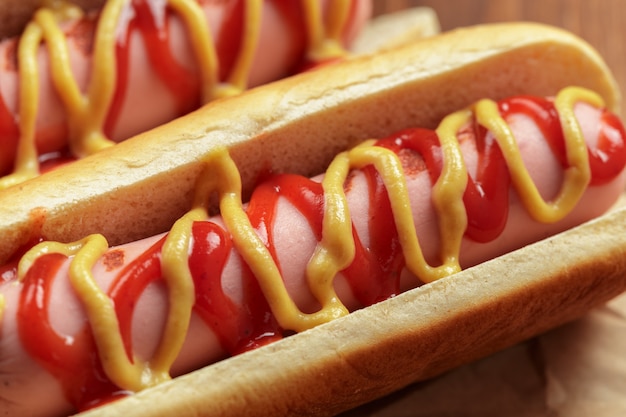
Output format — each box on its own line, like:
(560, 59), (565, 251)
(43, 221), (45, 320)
(0, 22), (624, 416)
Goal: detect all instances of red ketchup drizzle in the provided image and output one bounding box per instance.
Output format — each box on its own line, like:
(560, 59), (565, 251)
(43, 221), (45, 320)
(98, 0), (326, 139)
(213, 0), (245, 82)
(340, 168), (404, 304)
(39, 149), (78, 174)
(345, 129), (445, 303)
(461, 96), (626, 242)
(104, 0), (203, 136)
(0, 88), (19, 176)
(189, 220), (282, 354)
(291, 0), (360, 73)
(108, 237), (166, 361)
(14, 96), (626, 411)
(17, 253), (127, 411)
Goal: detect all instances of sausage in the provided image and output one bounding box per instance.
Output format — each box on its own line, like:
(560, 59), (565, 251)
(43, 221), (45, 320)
(1, 89), (624, 417)
(0, 0), (372, 180)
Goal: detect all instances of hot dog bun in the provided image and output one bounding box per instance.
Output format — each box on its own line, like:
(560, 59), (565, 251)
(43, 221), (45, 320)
(0, 21), (624, 417)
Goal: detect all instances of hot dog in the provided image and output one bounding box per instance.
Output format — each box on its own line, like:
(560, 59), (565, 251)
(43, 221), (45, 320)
(1, 21), (626, 417)
(0, 0), (374, 189)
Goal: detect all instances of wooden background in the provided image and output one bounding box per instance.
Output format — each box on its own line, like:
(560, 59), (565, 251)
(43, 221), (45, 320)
(373, 0), (626, 120)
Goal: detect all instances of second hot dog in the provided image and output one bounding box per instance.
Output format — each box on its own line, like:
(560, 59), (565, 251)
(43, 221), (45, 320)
(0, 0), (373, 187)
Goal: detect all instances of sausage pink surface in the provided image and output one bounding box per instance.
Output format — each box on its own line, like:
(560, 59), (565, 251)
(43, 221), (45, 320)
(0, 0), (372, 177)
(1, 92), (625, 417)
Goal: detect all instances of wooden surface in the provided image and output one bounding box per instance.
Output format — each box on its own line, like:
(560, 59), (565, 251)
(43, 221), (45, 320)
(373, 0), (626, 120)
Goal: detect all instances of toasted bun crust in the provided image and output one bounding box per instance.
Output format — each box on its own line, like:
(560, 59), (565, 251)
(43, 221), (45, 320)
(0, 21), (620, 417)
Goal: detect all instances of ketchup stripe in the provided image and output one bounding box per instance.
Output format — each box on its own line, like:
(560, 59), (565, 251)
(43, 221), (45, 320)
(18, 253), (121, 410)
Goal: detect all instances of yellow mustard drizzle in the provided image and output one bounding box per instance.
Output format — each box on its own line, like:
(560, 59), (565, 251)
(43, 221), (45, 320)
(303, 0), (351, 62)
(1, 0), (350, 191)
(195, 86), (599, 329)
(346, 139), (466, 284)
(0, 7), (64, 190)
(194, 148), (349, 332)
(43, 1), (119, 157)
(211, 0), (263, 98)
(18, 235), (172, 391)
(154, 162), (220, 384)
(472, 86), (594, 223)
